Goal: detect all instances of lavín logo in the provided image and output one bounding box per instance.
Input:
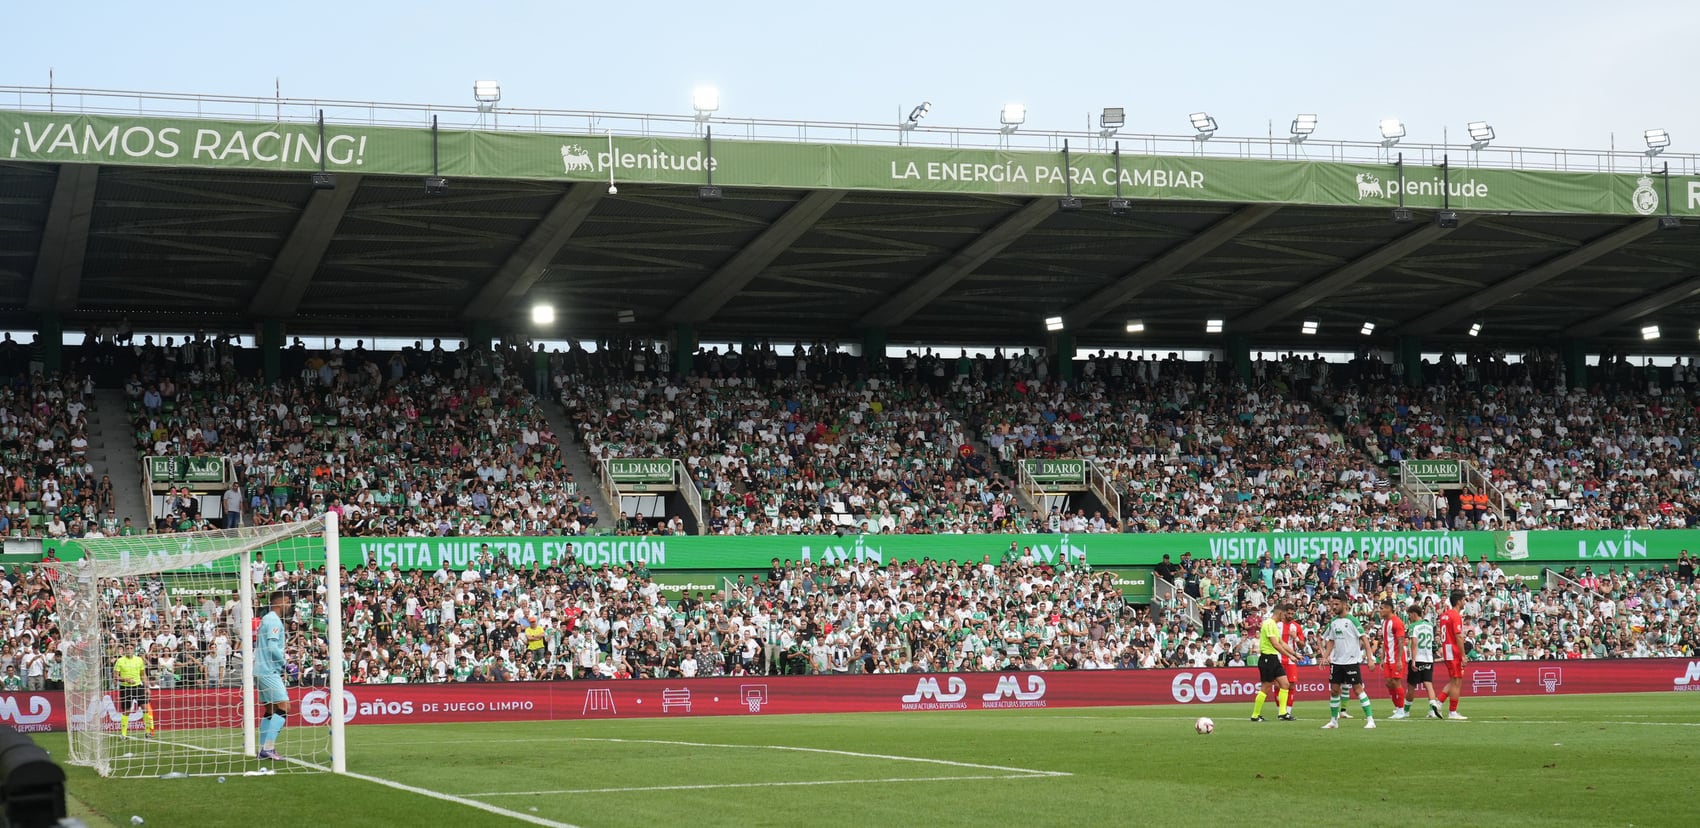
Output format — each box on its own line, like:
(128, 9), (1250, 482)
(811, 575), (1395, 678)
(1171, 671), (1308, 703)
(0, 695), (53, 732)
(559, 143), (718, 176)
(901, 676), (969, 710)
(1675, 661), (1700, 692)
(980, 675), (1047, 709)
(1631, 175), (1659, 216)
(1355, 171), (1489, 201)
(300, 689), (413, 724)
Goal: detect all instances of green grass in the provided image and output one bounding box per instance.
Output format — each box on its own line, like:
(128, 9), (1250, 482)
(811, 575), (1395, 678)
(46, 693), (1699, 827)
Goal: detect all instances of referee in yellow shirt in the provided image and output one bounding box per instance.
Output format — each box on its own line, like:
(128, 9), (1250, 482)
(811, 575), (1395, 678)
(1251, 602), (1300, 722)
(114, 647), (156, 737)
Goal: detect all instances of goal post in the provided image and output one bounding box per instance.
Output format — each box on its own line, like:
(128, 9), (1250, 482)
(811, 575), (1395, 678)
(43, 517), (345, 778)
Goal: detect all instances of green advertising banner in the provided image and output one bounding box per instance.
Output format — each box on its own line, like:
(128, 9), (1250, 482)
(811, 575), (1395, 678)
(3, 111), (1696, 218)
(39, 528), (1697, 575)
(146, 455), (226, 484)
(1403, 460), (1463, 486)
(1023, 459), (1087, 487)
(608, 459), (675, 486)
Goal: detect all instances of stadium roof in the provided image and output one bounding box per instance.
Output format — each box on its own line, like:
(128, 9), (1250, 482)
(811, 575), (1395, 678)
(2, 86), (1699, 349)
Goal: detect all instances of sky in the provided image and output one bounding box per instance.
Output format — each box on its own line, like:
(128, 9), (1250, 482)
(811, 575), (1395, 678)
(5, 0), (1698, 153)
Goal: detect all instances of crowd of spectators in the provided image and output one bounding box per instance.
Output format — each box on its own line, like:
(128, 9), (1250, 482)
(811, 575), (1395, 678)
(118, 335), (598, 538)
(34, 545), (1696, 693)
(0, 364), (117, 540)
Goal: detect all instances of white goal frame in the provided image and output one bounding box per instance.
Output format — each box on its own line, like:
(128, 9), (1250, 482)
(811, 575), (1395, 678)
(46, 513), (347, 777)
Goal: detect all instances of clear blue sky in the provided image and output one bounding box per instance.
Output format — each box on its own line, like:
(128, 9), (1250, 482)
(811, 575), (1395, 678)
(5, 0), (1697, 151)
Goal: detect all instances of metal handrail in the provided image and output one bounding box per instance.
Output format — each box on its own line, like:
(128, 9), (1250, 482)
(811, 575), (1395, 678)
(674, 459), (705, 536)
(2, 85), (1694, 175)
(1086, 461), (1124, 532)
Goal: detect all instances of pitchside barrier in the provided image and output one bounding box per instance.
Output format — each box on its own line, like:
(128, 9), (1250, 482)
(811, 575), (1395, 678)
(5, 658), (1694, 732)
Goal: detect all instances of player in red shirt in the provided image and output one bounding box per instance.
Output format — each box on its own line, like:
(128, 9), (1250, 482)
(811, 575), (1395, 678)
(1436, 589), (1468, 720)
(1375, 599), (1409, 718)
(1278, 610), (1306, 721)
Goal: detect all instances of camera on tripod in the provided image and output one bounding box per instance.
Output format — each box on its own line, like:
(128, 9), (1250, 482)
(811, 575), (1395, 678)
(0, 725), (80, 828)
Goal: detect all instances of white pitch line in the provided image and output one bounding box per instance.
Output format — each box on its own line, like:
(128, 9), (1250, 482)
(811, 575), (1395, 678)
(464, 773), (1056, 797)
(339, 768), (584, 828)
(570, 737), (1072, 777)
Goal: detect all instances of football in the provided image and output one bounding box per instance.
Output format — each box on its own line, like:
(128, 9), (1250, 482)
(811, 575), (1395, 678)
(1195, 717), (1215, 735)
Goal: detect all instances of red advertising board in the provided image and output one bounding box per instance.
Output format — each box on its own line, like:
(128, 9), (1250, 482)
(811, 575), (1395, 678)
(4, 658), (1696, 732)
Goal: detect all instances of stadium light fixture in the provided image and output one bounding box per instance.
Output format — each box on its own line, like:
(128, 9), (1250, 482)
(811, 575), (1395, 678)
(1044, 315), (1065, 332)
(423, 176), (448, 195)
(1290, 114), (1318, 142)
(617, 309), (636, 325)
(473, 80), (501, 108)
(1205, 319), (1224, 334)
(1645, 128), (1671, 155)
(1380, 119), (1406, 147)
(1125, 319), (1145, 334)
(1000, 103), (1026, 135)
(310, 172), (337, 190)
(1468, 121), (1495, 149)
(1190, 112), (1217, 140)
(1642, 324), (1662, 341)
(902, 101), (931, 131)
(1301, 319), (1319, 335)
(1099, 107), (1125, 138)
(693, 87), (720, 122)
(530, 303), (556, 326)
(1468, 322), (1483, 337)
(1360, 322), (1376, 336)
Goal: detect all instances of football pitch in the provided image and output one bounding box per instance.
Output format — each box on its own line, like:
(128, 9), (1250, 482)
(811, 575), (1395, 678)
(45, 692), (1698, 828)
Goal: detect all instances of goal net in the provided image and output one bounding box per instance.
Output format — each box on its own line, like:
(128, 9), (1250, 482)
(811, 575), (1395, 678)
(43, 515), (348, 778)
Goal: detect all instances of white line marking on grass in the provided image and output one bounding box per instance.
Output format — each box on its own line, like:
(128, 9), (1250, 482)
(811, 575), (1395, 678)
(1470, 720), (1700, 728)
(339, 769), (584, 828)
(465, 773), (1056, 797)
(569, 737), (1072, 777)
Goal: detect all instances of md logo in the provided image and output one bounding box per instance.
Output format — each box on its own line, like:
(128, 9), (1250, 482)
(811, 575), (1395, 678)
(1675, 661), (1700, 692)
(0, 695), (53, 728)
(980, 675), (1047, 708)
(901, 676), (968, 709)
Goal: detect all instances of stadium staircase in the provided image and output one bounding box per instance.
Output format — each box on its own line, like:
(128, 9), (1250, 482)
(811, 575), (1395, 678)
(90, 389), (150, 529)
(541, 401), (617, 531)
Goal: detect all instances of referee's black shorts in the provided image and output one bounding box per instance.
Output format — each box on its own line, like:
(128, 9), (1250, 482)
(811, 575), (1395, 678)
(119, 685), (148, 711)
(1257, 653), (1285, 682)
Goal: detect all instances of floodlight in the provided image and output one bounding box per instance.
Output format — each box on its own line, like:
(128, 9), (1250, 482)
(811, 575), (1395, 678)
(1125, 319), (1145, 333)
(1301, 320), (1319, 335)
(1468, 322), (1483, 337)
(472, 80), (502, 104)
(1000, 103), (1026, 134)
(1642, 324), (1661, 340)
(310, 172), (336, 190)
(617, 309), (636, 325)
(907, 101), (931, 124)
(423, 176), (448, 195)
(1100, 107), (1125, 132)
(1290, 114), (1318, 142)
(698, 186), (723, 201)
(1190, 112), (1217, 138)
(1391, 207), (1414, 224)
(1058, 197), (1083, 211)
(1436, 210), (1460, 229)
(693, 87), (720, 121)
(1360, 322), (1376, 336)
(1467, 121), (1495, 148)
(1045, 316), (1065, 332)
(530, 303), (556, 326)
(1645, 129), (1671, 155)
(1380, 119), (1406, 145)
(1659, 216), (1683, 231)
(1205, 319), (1224, 334)
(1108, 198), (1132, 215)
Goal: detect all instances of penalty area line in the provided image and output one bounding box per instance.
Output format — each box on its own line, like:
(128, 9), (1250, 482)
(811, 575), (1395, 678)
(464, 773), (1057, 797)
(569, 737), (1073, 778)
(336, 768), (584, 828)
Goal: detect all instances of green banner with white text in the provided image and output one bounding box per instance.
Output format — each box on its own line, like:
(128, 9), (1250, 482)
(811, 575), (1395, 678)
(4, 111), (1697, 217)
(36, 528), (1695, 574)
